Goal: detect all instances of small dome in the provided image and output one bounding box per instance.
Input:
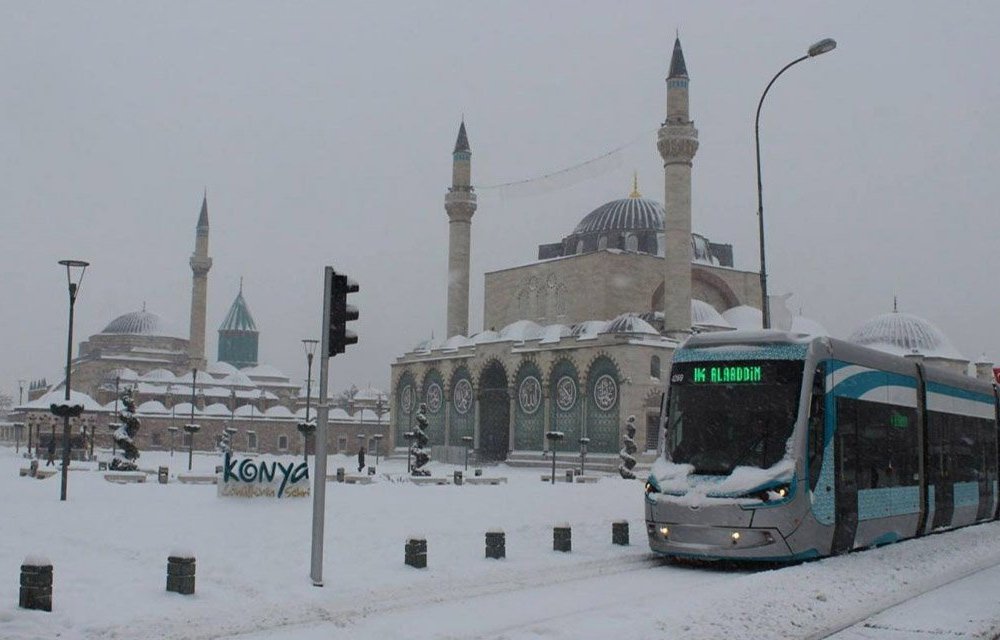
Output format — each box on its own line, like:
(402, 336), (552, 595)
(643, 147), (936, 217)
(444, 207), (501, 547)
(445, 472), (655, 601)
(141, 368), (176, 383)
(603, 313), (659, 336)
(790, 316), (829, 337)
(265, 405), (294, 418)
(234, 404), (259, 417)
(539, 324), (572, 344)
(222, 372), (256, 388)
(574, 198), (664, 235)
(207, 361), (240, 377)
(101, 310), (180, 337)
(330, 408), (352, 421)
(103, 368), (139, 383)
(136, 400), (168, 414)
(722, 306), (763, 330)
(243, 364), (286, 380)
(691, 300), (733, 330)
(442, 335), (473, 350)
(571, 320), (607, 340)
(849, 312), (965, 360)
(413, 337), (443, 353)
(499, 320), (544, 342)
(470, 330), (501, 345)
(171, 402), (201, 416)
(203, 403), (232, 416)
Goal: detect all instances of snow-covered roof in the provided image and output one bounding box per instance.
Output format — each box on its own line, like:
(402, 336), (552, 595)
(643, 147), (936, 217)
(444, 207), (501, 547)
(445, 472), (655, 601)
(20, 390), (104, 412)
(691, 300), (733, 330)
(355, 408), (382, 422)
(441, 335), (473, 350)
(136, 400), (168, 414)
(603, 313), (658, 336)
(221, 372), (256, 388)
(233, 404), (259, 417)
(570, 320), (607, 340)
(171, 402), (201, 416)
(203, 403), (232, 416)
(470, 330), (501, 345)
(499, 320), (544, 342)
(140, 368), (176, 383)
(207, 361), (240, 377)
(538, 324), (572, 344)
(789, 316), (829, 337)
(849, 312), (965, 361)
(330, 408), (351, 421)
(175, 370), (213, 385)
(413, 337), (443, 353)
(103, 368), (139, 383)
(721, 305), (763, 330)
(264, 405), (294, 418)
(242, 364), (287, 380)
(353, 386), (387, 402)
(99, 310), (185, 339)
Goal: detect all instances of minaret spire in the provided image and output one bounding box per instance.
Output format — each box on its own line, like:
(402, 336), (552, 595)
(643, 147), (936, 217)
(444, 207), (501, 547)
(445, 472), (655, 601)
(445, 119), (477, 338)
(658, 33), (699, 338)
(188, 192), (213, 369)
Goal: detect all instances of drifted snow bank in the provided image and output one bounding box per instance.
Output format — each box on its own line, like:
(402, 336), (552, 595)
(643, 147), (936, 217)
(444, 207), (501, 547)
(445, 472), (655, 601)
(659, 520), (1000, 639)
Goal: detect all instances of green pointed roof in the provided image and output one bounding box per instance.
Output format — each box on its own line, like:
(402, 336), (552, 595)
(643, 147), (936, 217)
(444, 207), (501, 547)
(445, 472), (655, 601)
(453, 120), (470, 154)
(668, 37), (688, 79)
(219, 289), (258, 333)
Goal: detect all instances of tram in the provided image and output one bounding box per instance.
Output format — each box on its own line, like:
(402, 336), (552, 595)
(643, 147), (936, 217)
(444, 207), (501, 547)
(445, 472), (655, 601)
(645, 330), (1000, 560)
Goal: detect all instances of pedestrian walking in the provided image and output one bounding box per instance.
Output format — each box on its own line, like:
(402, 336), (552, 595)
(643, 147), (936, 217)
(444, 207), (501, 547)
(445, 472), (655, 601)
(357, 446), (366, 473)
(45, 438), (56, 466)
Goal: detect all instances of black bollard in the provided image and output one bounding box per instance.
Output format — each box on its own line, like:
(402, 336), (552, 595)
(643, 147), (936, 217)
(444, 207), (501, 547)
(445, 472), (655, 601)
(454, 470), (463, 486)
(405, 537), (427, 569)
(19, 560), (53, 612)
(553, 525), (572, 552)
(612, 520), (630, 545)
(158, 466), (169, 484)
(485, 530), (505, 559)
(166, 555), (196, 595)
(336, 467), (345, 483)
(565, 468), (575, 483)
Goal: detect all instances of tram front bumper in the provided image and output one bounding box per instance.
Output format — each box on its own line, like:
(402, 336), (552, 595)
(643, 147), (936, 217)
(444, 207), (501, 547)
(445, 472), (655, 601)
(646, 521), (792, 560)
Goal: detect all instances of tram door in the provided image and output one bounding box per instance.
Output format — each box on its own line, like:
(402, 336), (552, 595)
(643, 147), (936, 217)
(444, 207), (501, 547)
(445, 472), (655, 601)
(832, 404), (859, 554)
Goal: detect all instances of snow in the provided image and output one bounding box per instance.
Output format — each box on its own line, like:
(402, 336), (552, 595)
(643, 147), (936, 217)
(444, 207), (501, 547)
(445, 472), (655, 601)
(3, 444), (1000, 639)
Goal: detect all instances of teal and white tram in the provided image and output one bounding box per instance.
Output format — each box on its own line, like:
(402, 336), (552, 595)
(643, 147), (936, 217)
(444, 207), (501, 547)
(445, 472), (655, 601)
(645, 330), (1000, 560)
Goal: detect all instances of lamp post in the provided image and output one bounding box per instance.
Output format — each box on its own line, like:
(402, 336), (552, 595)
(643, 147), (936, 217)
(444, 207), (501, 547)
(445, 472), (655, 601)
(229, 388), (237, 451)
(579, 437), (590, 477)
(461, 435), (473, 471)
(545, 431), (565, 485)
(755, 38), (836, 329)
(14, 422), (23, 454)
(372, 434), (383, 466)
(53, 259), (89, 501)
(403, 431), (415, 473)
(185, 368), (199, 471)
(168, 425), (178, 456)
(166, 385), (176, 456)
(18, 378), (25, 406)
(108, 375), (121, 457)
(300, 339), (319, 463)
(27, 415), (34, 458)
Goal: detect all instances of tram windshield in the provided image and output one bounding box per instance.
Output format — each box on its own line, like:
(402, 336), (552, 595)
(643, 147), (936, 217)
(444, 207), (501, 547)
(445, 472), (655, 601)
(665, 360), (804, 475)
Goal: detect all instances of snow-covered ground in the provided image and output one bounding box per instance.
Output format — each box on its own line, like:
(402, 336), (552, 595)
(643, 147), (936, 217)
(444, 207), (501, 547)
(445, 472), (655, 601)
(2, 445), (999, 640)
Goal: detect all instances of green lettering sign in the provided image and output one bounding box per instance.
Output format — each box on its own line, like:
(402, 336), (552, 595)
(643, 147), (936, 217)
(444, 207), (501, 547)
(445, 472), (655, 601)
(692, 365), (763, 384)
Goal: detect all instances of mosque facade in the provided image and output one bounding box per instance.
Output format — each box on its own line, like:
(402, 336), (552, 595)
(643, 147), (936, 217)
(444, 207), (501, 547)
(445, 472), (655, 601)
(389, 39), (764, 467)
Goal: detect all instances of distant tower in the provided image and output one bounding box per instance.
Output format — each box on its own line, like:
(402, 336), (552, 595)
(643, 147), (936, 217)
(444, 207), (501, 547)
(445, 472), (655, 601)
(187, 193), (213, 370)
(218, 282), (259, 369)
(657, 36), (699, 338)
(445, 120), (477, 337)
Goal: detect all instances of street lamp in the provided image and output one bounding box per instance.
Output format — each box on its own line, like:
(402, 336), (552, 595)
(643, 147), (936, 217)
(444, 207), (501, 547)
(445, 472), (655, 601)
(297, 421), (315, 464)
(18, 378), (26, 406)
(14, 422), (24, 454)
(755, 37), (836, 329)
(108, 375), (121, 457)
(545, 431), (565, 485)
(185, 368), (200, 471)
(403, 431), (416, 473)
(168, 425), (178, 457)
(579, 437), (590, 477)
(52, 259), (89, 501)
(372, 434), (383, 466)
(299, 338), (319, 464)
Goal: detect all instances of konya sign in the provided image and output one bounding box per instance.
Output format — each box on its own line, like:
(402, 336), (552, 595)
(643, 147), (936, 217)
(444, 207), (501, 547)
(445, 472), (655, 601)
(218, 452), (310, 498)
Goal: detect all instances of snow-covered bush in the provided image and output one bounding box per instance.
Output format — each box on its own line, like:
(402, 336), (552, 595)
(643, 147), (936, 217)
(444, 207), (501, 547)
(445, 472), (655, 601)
(618, 415), (638, 479)
(410, 403), (431, 476)
(110, 388), (141, 471)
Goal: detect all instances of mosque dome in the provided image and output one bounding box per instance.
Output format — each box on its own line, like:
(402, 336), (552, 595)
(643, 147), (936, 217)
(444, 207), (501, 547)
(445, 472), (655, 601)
(101, 310), (179, 337)
(849, 312), (965, 360)
(573, 197), (664, 235)
(603, 313), (659, 336)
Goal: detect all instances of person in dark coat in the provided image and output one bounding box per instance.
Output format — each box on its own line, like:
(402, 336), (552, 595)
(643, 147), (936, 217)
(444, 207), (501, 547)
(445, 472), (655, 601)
(357, 446), (366, 473)
(46, 438), (56, 466)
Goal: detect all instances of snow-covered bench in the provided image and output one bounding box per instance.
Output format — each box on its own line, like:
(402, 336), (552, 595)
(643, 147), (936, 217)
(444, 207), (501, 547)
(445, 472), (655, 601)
(574, 476), (600, 483)
(103, 472), (147, 484)
(176, 474), (217, 485)
(464, 477), (507, 485)
(343, 475), (373, 485)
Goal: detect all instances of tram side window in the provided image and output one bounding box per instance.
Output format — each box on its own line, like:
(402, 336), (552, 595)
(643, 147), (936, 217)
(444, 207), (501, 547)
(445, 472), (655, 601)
(927, 412), (951, 486)
(807, 364), (826, 490)
(982, 417), (998, 484)
(849, 398), (918, 490)
(951, 415), (977, 484)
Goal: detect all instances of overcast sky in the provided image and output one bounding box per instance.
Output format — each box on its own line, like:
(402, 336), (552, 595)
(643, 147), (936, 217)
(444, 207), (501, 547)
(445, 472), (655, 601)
(2, 1), (999, 401)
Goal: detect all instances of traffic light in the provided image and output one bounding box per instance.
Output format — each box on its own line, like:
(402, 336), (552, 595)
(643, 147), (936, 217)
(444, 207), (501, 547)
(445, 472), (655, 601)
(328, 271), (359, 356)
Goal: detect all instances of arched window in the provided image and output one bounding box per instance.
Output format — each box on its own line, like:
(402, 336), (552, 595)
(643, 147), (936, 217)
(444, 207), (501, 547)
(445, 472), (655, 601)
(576, 240), (584, 254)
(650, 355), (661, 379)
(598, 236), (608, 250)
(625, 234), (638, 252)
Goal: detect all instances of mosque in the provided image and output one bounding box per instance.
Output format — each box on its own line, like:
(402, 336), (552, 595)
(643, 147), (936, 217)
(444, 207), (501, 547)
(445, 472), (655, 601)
(388, 38), (994, 468)
(14, 196), (390, 458)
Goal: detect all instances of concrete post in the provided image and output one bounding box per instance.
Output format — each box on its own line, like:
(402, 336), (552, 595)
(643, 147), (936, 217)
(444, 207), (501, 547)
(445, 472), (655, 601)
(485, 530), (505, 559)
(553, 525), (571, 552)
(166, 555), (196, 595)
(19, 560), (53, 612)
(405, 538), (427, 569)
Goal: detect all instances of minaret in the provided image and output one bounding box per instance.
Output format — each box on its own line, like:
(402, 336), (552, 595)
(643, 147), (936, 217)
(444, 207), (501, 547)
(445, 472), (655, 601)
(657, 36), (699, 338)
(445, 120), (477, 338)
(188, 193), (213, 369)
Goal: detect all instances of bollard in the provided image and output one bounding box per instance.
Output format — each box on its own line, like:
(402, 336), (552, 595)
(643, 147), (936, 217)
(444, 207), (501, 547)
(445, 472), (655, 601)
(215, 465), (223, 474)
(612, 520), (630, 545)
(454, 470), (463, 486)
(485, 530), (505, 559)
(405, 537), (427, 569)
(474, 468), (483, 477)
(565, 468), (575, 483)
(19, 559), (53, 612)
(29, 460), (38, 478)
(336, 467), (345, 483)
(166, 555), (196, 595)
(367, 466), (376, 476)
(158, 466), (169, 484)
(98, 461), (108, 471)
(553, 525), (572, 552)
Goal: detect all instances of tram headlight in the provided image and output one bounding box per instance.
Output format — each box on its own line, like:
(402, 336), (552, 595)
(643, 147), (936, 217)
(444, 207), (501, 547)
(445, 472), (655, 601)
(659, 526), (670, 538)
(731, 531), (741, 544)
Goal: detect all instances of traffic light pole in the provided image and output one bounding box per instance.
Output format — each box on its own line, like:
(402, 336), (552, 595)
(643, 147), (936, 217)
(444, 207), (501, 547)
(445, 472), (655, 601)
(309, 267), (334, 587)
